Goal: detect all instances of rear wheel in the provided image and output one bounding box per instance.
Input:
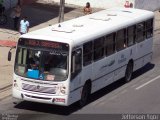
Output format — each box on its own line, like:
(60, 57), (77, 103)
(124, 61), (133, 82)
(79, 83), (90, 107)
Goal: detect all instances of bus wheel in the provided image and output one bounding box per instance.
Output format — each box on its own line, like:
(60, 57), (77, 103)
(124, 61), (133, 82)
(79, 83), (90, 107)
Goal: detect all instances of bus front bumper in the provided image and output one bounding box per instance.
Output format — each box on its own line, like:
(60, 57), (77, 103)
(12, 88), (69, 106)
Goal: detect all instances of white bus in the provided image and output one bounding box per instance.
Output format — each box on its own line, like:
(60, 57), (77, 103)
(10, 7), (154, 107)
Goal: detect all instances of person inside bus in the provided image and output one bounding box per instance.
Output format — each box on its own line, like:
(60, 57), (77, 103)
(124, 40), (127, 48)
(27, 52), (40, 70)
(83, 2), (92, 15)
(28, 56), (39, 70)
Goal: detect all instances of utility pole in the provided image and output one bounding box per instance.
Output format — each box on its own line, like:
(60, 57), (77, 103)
(58, 0), (65, 23)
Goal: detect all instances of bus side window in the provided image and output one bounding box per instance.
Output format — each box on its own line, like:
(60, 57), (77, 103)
(83, 41), (93, 66)
(105, 33), (116, 56)
(116, 29), (126, 51)
(136, 22), (145, 43)
(71, 49), (82, 79)
(127, 25), (136, 46)
(146, 19), (153, 38)
(93, 37), (105, 61)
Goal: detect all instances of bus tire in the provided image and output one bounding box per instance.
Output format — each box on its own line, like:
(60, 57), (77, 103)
(79, 82), (91, 107)
(124, 61), (133, 82)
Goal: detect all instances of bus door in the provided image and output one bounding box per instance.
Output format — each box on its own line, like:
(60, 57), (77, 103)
(70, 49), (82, 103)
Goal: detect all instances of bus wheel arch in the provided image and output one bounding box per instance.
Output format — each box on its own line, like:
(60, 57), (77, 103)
(124, 60), (134, 82)
(79, 80), (91, 107)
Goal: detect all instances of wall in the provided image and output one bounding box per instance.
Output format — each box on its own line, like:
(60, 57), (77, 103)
(53, 0), (160, 11)
(4, 0), (160, 11)
(53, 0), (134, 9)
(135, 0), (160, 11)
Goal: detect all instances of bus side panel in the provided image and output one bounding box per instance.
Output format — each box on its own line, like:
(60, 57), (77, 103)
(114, 49), (129, 81)
(134, 38), (153, 71)
(92, 58), (108, 93)
(82, 64), (93, 83)
(68, 86), (82, 105)
(92, 54), (116, 93)
(114, 43), (137, 81)
(69, 61), (93, 104)
(142, 38), (153, 66)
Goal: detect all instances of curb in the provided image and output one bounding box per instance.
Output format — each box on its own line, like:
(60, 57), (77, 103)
(0, 40), (17, 48)
(0, 84), (12, 91)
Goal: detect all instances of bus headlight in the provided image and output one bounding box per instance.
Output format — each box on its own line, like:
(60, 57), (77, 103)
(60, 85), (66, 94)
(13, 80), (18, 88)
(14, 83), (18, 88)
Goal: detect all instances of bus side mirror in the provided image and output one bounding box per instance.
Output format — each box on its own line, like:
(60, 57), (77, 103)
(8, 49), (12, 61)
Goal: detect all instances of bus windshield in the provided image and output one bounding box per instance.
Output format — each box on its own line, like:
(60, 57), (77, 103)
(14, 39), (69, 81)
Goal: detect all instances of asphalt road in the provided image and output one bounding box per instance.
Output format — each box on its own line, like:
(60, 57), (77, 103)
(0, 31), (160, 120)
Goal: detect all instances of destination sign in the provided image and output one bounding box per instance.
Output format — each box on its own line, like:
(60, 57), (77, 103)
(18, 39), (69, 50)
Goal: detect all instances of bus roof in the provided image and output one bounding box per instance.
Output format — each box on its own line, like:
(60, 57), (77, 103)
(21, 7), (154, 47)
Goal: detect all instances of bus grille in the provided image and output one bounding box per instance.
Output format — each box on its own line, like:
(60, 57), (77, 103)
(22, 83), (56, 94)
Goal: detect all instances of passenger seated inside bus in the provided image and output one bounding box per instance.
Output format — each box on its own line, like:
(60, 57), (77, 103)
(27, 51), (40, 70)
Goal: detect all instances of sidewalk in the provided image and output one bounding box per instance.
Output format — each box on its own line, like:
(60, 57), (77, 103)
(0, 2), (102, 90)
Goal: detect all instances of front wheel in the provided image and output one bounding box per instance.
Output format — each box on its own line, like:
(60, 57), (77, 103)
(0, 15), (7, 25)
(124, 62), (133, 82)
(79, 83), (90, 107)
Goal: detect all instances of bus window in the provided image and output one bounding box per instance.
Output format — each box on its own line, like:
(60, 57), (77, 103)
(116, 29), (126, 51)
(105, 33), (115, 56)
(15, 47), (69, 81)
(83, 41), (93, 66)
(93, 37), (105, 61)
(71, 49), (82, 79)
(136, 22), (145, 42)
(17, 48), (27, 65)
(127, 25), (136, 46)
(146, 19), (153, 38)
